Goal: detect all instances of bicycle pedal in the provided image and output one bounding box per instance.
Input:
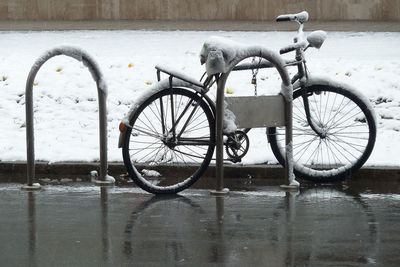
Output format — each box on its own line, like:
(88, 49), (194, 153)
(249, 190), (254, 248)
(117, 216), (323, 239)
(228, 157), (242, 163)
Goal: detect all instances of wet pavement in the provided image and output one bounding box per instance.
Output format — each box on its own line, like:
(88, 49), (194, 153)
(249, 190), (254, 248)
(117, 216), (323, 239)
(0, 180), (399, 266)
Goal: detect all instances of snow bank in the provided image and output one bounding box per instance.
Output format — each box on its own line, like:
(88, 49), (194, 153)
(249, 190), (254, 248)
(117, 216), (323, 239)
(0, 30), (399, 166)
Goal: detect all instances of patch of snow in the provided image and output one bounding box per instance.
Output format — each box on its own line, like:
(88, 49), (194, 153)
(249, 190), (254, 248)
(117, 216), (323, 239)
(90, 170), (98, 180)
(285, 141), (298, 185)
(105, 175), (115, 183)
(223, 102), (237, 134)
(280, 83), (293, 102)
(360, 193), (400, 200)
(142, 169), (161, 177)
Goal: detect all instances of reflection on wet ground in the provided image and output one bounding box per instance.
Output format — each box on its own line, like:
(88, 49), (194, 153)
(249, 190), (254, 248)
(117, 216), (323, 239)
(0, 179), (399, 266)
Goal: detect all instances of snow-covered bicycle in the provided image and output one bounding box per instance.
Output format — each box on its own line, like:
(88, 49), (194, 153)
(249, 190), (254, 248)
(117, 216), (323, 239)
(118, 11), (376, 194)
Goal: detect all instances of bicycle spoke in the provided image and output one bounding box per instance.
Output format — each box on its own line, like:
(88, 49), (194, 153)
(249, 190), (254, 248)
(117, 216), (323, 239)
(294, 136), (320, 161)
(328, 135), (366, 152)
(328, 108), (363, 131)
(132, 125), (162, 139)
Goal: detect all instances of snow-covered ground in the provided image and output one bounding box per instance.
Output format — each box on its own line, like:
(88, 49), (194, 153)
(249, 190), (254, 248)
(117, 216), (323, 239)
(0, 30), (399, 166)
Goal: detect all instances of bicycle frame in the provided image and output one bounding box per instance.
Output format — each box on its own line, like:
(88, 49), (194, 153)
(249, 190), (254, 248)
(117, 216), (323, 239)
(226, 22), (327, 141)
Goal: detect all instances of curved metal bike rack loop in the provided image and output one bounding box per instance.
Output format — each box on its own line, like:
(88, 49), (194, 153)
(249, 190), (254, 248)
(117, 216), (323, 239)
(212, 48), (294, 195)
(22, 46), (113, 190)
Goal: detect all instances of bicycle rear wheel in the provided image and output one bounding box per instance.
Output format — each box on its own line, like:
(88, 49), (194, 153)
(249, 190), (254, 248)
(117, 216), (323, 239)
(268, 84), (376, 182)
(122, 88), (215, 194)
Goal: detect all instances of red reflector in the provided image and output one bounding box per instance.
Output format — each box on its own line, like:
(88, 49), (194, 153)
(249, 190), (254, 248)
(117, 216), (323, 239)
(119, 123), (125, 132)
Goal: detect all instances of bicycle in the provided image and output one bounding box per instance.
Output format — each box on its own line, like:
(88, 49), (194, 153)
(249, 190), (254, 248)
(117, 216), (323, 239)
(118, 11), (376, 194)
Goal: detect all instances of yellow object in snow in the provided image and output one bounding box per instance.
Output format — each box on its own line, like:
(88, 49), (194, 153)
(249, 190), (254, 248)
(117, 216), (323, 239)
(128, 63), (133, 68)
(56, 68), (62, 72)
(33, 82), (38, 86)
(146, 82), (152, 85)
(377, 67), (382, 71)
(226, 88), (233, 94)
(335, 72), (339, 76)
(2, 76), (6, 81)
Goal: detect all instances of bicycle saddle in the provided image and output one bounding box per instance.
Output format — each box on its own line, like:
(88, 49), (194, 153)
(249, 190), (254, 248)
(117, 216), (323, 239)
(276, 11), (309, 24)
(200, 36), (242, 75)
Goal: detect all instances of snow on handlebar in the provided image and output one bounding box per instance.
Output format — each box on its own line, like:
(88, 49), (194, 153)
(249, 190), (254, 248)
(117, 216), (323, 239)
(279, 30), (328, 54)
(279, 41), (308, 55)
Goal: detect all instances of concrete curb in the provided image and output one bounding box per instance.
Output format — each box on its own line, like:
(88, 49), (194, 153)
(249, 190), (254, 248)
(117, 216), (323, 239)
(1, 161), (399, 183)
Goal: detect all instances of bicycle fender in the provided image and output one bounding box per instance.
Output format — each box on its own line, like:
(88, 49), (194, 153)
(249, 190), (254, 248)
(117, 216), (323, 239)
(118, 78), (205, 148)
(292, 75), (376, 125)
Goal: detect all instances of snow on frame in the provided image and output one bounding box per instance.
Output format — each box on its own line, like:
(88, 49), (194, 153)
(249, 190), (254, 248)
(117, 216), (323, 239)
(30, 45), (108, 95)
(0, 30), (399, 166)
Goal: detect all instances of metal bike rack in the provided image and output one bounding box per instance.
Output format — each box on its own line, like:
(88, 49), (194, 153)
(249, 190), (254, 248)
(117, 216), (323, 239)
(210, 48), (296, 195)
(22, 46), (114, 190)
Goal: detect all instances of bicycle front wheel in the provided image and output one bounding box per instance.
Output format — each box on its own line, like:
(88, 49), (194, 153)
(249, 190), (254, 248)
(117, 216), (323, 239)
(268, 84), (376, 182)
(122, 88), (215, 194)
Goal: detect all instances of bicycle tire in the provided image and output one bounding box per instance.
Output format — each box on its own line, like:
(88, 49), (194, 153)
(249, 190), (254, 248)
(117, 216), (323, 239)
(267, 84), (376, 182)
(122, 88), (215, 194)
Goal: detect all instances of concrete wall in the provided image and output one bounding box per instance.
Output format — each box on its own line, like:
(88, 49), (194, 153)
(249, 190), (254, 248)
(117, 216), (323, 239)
(0, 0), (399, 21)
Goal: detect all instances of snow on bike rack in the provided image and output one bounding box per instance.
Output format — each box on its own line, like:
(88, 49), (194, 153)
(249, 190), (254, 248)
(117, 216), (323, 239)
(22, 46), (114, 190)
(200, 36), (299, 193)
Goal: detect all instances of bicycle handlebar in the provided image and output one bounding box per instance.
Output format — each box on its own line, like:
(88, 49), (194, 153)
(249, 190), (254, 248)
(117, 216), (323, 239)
(276, 11), (309, 24)
(276, 16), (291, 22)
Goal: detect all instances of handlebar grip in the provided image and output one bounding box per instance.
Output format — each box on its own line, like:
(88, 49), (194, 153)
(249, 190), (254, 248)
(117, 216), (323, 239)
(276, 11), (309, 24)
(279, 45), (296, 55)
(276, 16), (291, 22)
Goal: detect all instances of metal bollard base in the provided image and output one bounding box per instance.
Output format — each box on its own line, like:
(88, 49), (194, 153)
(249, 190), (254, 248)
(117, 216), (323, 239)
(280, 184), (300, 190)
(210, 188), (230, 196)
(95, 180), (114, 186)
(21, 184), (41, 191)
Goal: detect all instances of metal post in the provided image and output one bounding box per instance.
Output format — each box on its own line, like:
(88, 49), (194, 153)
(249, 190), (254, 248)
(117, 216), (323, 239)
(95, 84), (111, 185)
(22, 46), (114, 190)
(24, 71), (38, 190)
(210, 73), (230, 196)
(285, 99), (293, 183)
(216, 73), (228, 193)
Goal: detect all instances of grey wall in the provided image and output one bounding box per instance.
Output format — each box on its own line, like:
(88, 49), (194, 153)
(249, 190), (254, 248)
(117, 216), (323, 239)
(0, 0), (399, 20)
